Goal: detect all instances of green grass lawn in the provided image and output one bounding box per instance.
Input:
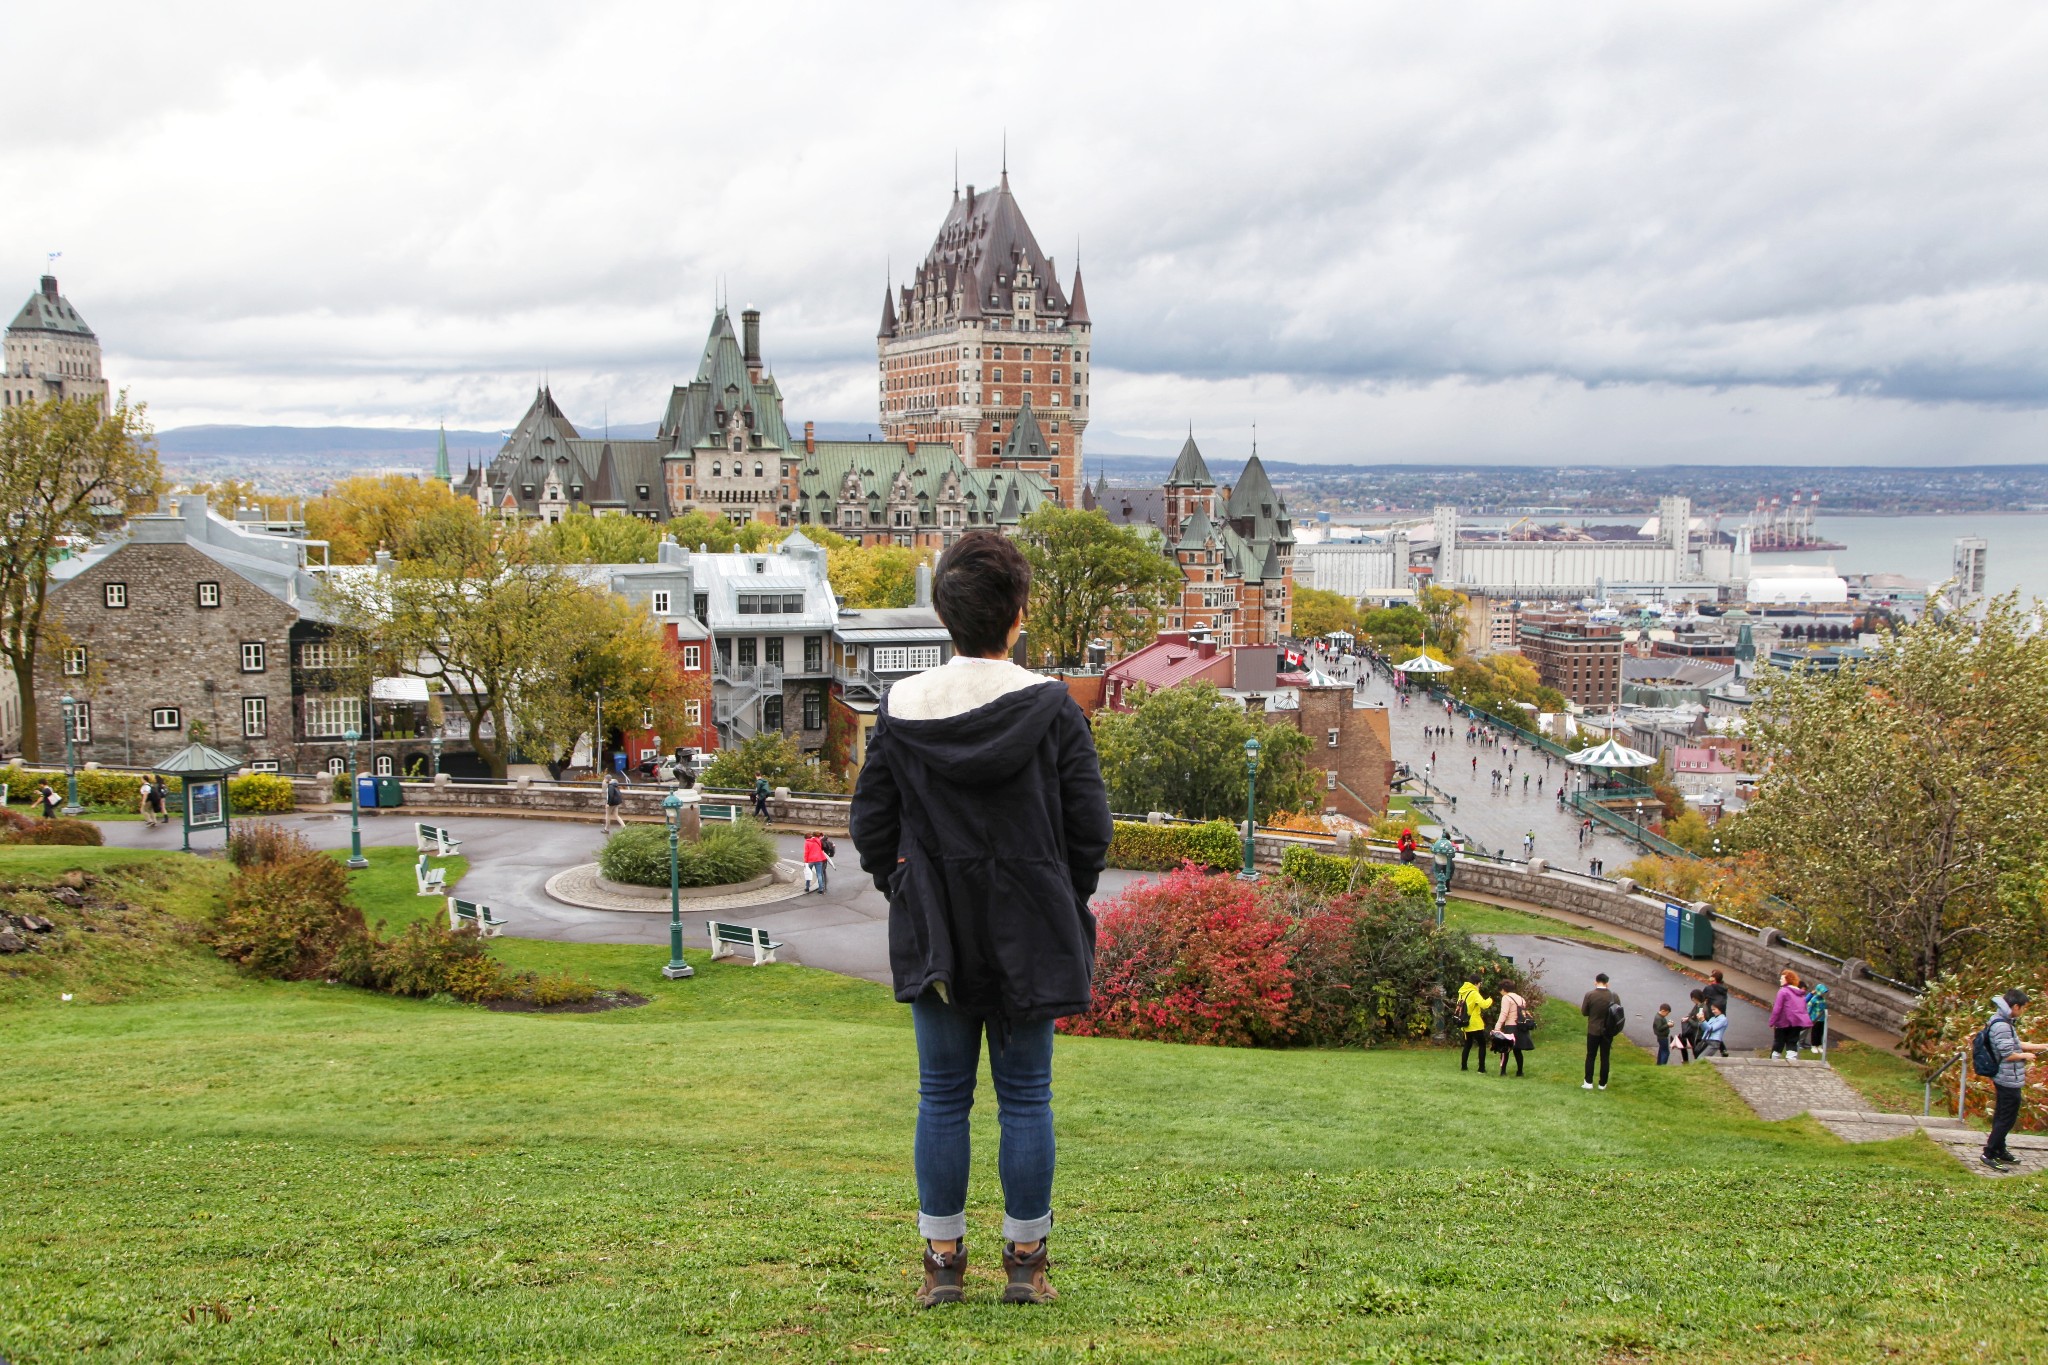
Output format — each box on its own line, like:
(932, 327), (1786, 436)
(1, 848), (2043, 1363)
(1442, 896), (1631, 947)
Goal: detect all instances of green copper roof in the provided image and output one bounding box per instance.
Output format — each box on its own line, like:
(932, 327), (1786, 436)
(7, 277), (95, 338)
(1166, 435), (1215, 487)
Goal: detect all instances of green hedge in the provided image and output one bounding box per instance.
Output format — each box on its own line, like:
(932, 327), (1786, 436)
(1105, 820), (1241, 872)
(598, 819), (780, 888)
(0, 766), (183, 808)
(1278, 845), (1433, 899)
(228, 773), (297, 813)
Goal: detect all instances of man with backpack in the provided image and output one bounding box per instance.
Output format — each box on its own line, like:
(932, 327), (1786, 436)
(1581, 972), (1621, 1090)
(601, 772), (625, 831)
(1978, 988), (2046, 1172)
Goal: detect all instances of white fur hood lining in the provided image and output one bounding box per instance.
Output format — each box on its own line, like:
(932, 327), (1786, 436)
(884, 655), (1057, 722)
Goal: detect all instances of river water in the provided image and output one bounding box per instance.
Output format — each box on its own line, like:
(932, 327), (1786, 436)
(1750, 514), (2047, 602)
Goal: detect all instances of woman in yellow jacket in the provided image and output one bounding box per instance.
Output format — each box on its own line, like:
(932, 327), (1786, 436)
(1457, 976), (1494, 1074)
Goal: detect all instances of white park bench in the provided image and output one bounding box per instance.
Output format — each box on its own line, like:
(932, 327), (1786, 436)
(415, 822), (463, 857)
(699, 802), (739, 823)
(447, 897), (509, 938)
(415, 854), (448, 897)
(706, 919), (784, 966)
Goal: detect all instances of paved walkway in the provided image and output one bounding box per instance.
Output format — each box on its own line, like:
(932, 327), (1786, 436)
(1311, 647), (1642, 871)
(1484, 933), (1768, 1054)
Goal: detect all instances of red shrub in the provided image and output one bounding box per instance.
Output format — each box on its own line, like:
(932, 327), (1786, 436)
(1061, 862), (1293, 1047)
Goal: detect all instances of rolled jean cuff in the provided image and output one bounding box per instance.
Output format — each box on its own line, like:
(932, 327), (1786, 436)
(1002, 1210), (1053, 1244)
(917, 1210), (967, 1241)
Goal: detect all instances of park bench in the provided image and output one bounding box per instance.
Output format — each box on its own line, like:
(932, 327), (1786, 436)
(414, 822), (462, 857)
(447, 897), (508, 938)
(706, 919), (783, 966)
(699, 802), (738, 823)
(415, 854), (448, 897)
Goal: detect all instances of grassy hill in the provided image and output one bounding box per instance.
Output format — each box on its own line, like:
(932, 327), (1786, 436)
(0, 846), (2038, 1363)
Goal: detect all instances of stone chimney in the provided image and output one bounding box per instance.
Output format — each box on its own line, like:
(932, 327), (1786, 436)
(742, 309), (762, 382)
(804, 420), (816, 455)
(906, 435), (918, 455)
(915, 562), (932, 608)
(41, 275), (58, 300)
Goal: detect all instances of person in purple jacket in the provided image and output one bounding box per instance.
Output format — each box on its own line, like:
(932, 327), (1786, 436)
(1768, 969), (1813, 1061)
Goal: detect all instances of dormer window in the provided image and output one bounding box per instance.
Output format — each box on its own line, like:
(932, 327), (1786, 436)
(637, 485), (650, 499)
(712, 461), (721, 477)
(731, 434), (744, 454)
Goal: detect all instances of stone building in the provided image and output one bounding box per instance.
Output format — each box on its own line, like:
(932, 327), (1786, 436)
(35, 498), (329, 769)
(878, 170), (1091, 509)
(1089, 435), (1296, 646)
(5, 275), (109, 413)
(683, 532), (840, 751)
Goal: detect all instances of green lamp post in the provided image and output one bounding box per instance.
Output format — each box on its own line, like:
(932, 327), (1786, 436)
(1239, 735), (1262, 881)
(344, 728), (369, 869)
(429, 734), (443, 779)
(59, 693), (82, 815)
(661, 788), (695, 980)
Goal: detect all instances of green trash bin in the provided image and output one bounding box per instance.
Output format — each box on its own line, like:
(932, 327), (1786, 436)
(1678, 906), (1715, 960)
(375, 775), (405, 809)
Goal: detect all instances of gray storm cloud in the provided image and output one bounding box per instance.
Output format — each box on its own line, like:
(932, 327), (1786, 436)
(6, 0), (2046, 464)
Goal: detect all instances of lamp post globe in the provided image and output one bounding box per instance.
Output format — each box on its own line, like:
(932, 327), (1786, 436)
(1239, 736), (1262, 881)
(59, 693), (82, 814)
(343, 727), (369, 869)
(429, 734), (443, 780)
(661, 788), (694, 979)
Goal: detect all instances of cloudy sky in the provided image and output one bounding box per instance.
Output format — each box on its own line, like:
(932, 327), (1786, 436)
(7, 1), (2047, 465)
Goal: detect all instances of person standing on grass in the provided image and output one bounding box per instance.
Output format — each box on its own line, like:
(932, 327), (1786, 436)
(1581, 972), (1619, 1090)
(1981, 989), (2047, 1173)
(36, 781), (59, 819)
(1653, 1003), (1674, 1065)
(1678, 989), (1706, 1064)
(1458, 975), (1494, 1073)
(1699, 1004), (1730, 1056)
(1493, 980), (1532, 1077)
(850, 531), (1112, 1310)
(1769, 970), (1812, 1061)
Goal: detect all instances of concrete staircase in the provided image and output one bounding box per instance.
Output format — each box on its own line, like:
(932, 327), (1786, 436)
(1704, 1056), (2041, 1177)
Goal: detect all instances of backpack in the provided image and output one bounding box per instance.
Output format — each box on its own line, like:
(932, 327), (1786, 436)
(1606, 999), (1626, 1033)
(1972, 1021), (2003, 1078)
(605, 779), (622, 807)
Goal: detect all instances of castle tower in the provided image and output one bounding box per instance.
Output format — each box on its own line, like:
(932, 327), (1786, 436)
(5, 275), (108, 413)
(878, 170), (1090, 508)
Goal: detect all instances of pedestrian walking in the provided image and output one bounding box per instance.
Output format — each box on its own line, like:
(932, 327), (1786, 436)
(1768, 971), (1813, 1061)
(1581, 972), (1620, 1090)
(752, 773), (772, 819)
(1522, 830), (1534, 858)
(601, 772), (625, 831)
(137, 778), (156, 827)
(1493, 980), (1533, 1077)
(1804, 981), (1830, 1054)
(802, 831), (827, 893)
(1653, 1003), (1673, 1065)
(36, 781), (60, 819)
(849, 530), (1111, 1307)
(1457, 975), (1494, 1073)
(1678, 989), (1705, 1064)
(1979, 988), (2047, 1172)
(148, 776), (168, 824)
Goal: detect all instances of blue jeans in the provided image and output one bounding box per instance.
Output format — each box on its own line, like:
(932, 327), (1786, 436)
(911, 993), (1055, 1244)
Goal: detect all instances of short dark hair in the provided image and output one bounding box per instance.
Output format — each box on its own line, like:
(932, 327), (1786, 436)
(1711, 970), (1724, 983)
(933, 532), (1031, 657)
(2007, 988), (2032, 1008)
(1595, 972), (1609, 984)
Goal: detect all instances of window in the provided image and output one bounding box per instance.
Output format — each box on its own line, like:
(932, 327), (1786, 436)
(754, 462), (763, 479)
(304, 695), (363, 738)
(1328, 727), (1341, 749)
(1023, 369), (1033, 382)
(104, 583), (127, 608)
(684, 700), (701, 727)
(991, 368), (1003, 382)
(694, 594), (708, 619)
(783, 593), (803, 613)
(637, 485), (650, 499)
(802, 690), (822, 730)
(651, 590), (671, 614)
(250, 760), (280, 773)
(151, 706), (181, 730)
(804, 636), (823, 673)
(992, 391), (1002, 404)
(241, 642), (266, 672)
(738, 638), (757, 666)
(765, 637), (784, 666)
(872, 645), (943, 673)
(683, 645), (701, 670)
(762, 695), (783, 731)
(300, 640), (357, 669)
(1327, 768), (1339, 791)
(243, 697), (268, 737)
(197, 582), (221, 608)
(61, 646), (85, 676)
(712, 461), (722, 477)
(65, 700), (90, 742)
(326, 757), (347, 776)
(376, 755), (394, 777)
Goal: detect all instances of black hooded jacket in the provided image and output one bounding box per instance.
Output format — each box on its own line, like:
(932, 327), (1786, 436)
(850, 666), (1112, 1022)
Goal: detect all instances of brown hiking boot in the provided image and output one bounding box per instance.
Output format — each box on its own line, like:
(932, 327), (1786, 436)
(916, 1242), (966, 1307)
(1002, 1240), (1057, 1304)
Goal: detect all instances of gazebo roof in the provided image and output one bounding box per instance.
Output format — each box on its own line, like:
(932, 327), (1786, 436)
(153, 741), (244, 775)
(1566, 739), (1656, 770)
(1394, 653), (1454, 674)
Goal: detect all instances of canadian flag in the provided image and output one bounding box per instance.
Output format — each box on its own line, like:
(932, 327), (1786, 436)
(1286, 650), (1303, 667)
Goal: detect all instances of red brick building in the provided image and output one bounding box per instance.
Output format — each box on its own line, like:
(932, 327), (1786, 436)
(878, 170), (1091, 510)
(1518, 610), (1625, 709)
